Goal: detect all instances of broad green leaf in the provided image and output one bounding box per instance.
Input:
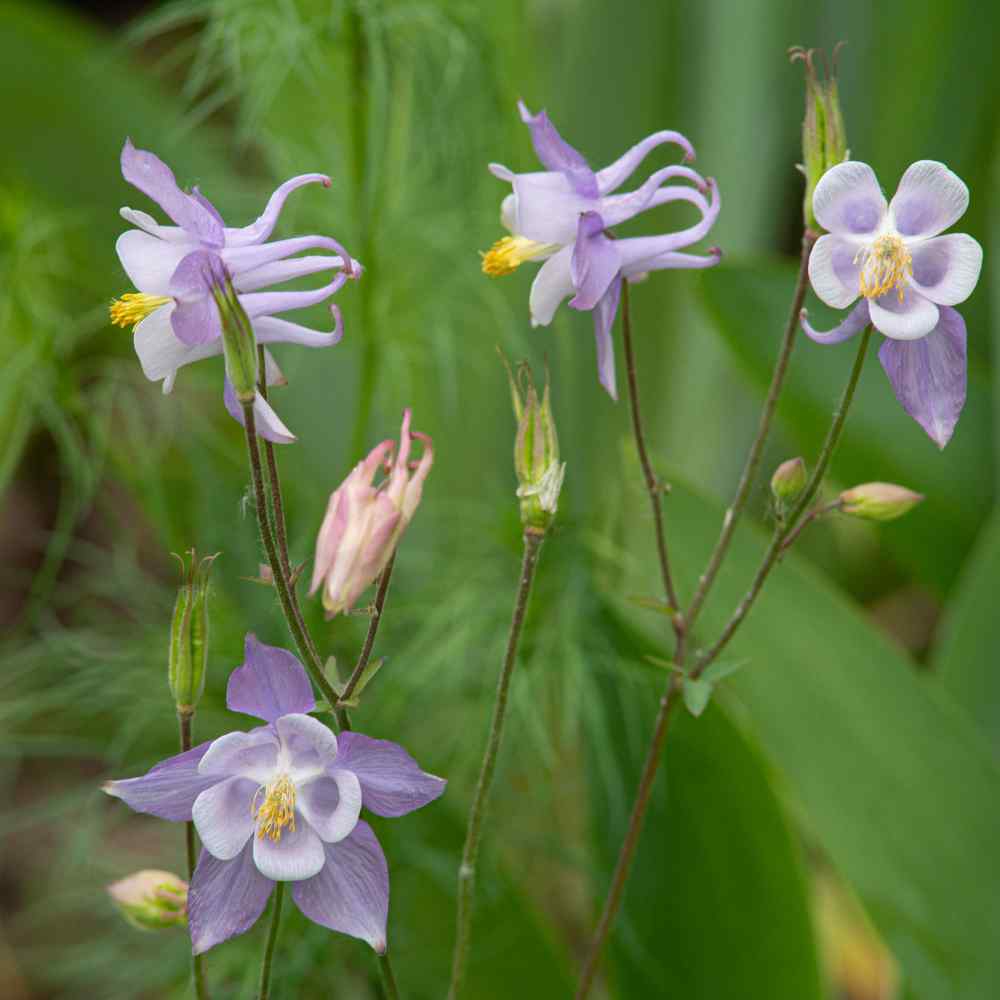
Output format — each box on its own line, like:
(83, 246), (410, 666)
(682, 676), (714, 716)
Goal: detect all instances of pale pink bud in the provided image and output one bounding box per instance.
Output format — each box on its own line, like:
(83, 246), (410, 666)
(107, 870), (188, 931)
(310, 409), (433, 616)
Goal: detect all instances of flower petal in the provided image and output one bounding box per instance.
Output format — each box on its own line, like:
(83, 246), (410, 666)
(226, 634), (316, 723)
(592, 275), (622, 400)
(868, 286), (939, 341)
(276, 714), (339, 777)
(252, 813), (326, 881)
(223, 382), (298, 445)
(103, 741), (216, 821)
(529, 246), (575, 327)
(198, 729), (279, 782)
(133, 304), (222, 388)
(595, 130), (696, 194)
(290, 821), (388, 952)
(334, 732), (447, 818)
(889, 160), (969, 238)
(878, 305), (967, 449)
(909, 233), (983, 306)
(298, 770), (362, 842)
(119, 206), (188, 243)
(116, 230), (193, 295)
(167, 250), (227, 347)
(570, 213), (620, 311)
(223, 174), (332, 246)
(813, 161), (886, 237)
(517, 100), (598, 198)
(234, 255), (346, 294)
(808, 234), (861, 309)
(240, 274), (349, 319)
(254, 306), (344, 349)
(599, 165), (706, 228)
(222, 234), (356, 279)
(800, 300), (870, 345)
(188, 844), (274, 955)
(511, 172), (591, 245)
(192, 776), (258, 860)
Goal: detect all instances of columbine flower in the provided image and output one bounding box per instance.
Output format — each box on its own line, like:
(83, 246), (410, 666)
(310, 410), (432, 617)
(104, 635), (445, 954)
(801, 160), (983, 448)
(483, 102), (721, 398)
(110, 140), (360, 441)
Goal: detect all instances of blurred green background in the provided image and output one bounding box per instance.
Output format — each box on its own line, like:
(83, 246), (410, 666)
(1, 0), (997, 997)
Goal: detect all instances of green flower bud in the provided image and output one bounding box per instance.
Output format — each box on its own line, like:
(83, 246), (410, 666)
(790, 45), (849, 233)
(169, 550), (217, 716)
(107, 870), (188, 931)
(207, 256), (258, 403)
(502, 353), (565, 534)
(771, 457), (808, 504)
(839, 482), (924, 522)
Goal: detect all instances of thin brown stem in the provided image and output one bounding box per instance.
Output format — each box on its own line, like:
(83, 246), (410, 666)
(778, 499), (843, 554)
(179, 712), (208, 1000)
(686, 230), (817, 631)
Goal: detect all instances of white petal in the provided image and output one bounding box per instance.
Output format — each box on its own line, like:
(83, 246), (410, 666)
(191, 777), (257, 860)
(198, 730), (280, 782)
(528, 246), (575, 327)
(297, 770), (362, 843)
(119, 207), (189, 243)
(813, 161), (886, 236)
(252, 815), (326, 881)
(116, 230), (195, 294)
(909, 233), (983, 306)
(868, 286), (939, 341)
(808, 234), (861, 308)
(276, 714), (339, 778)
(512, 172), (591, 244)
(889, 160), (969, 238)
(500, 193), (517, 233)
(133, 305), (221, 385)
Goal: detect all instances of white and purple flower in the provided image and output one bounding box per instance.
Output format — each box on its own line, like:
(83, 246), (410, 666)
(483, 102), (721, 398)
(110, 140), (360, 442)
(801, 160), (983, 448)
(104, 635), (445, 955)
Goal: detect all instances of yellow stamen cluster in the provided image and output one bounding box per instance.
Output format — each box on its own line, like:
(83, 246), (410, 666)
(109, 292), (171, 330)
(253, 775), (297, 842)
(855, 235), (912, 302)
(481, 236), (556, 277)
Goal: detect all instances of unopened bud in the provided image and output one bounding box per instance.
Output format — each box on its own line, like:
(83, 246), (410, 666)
(169, 549), (217, 715)
(771, 457), (807, 503)
(502, 353), (565, 533)
(839, 483), (924, 522)
(205, 253), (258, 402)
(790, 45), (849, 232)
(107, 870), (188, 931)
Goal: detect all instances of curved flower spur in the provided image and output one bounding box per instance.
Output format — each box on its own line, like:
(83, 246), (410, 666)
(801, 160), (983, 447)
(104, 635), (445, 955)
(110, 140), (361, 441)
(483, 101), (721, 398)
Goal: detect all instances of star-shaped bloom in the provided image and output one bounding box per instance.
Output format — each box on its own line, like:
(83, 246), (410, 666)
(483, 102), (721, 398)
(801, 160), (983, 447)
(110, 141), (360, 441)
(104, 635), (445, 955)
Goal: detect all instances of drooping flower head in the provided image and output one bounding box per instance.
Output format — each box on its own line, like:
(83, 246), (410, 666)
(110, 140), (361, 441)
(104, 635), (446, 954)
(483, 102), (721, 398)
(310, 410), (433, 617)
(801, 160), (983, 448)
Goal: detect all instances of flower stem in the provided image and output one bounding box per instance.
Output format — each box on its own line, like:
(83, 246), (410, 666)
(241, 403), (340, 712)
(685, 230), (817, 632)
(778, 499), (843, 554)
(257, 882), (285, 1000)
(256, 346), (292, 580)
(336, 551), (397, 731)
(178, 711), (208, 1000)
(694, 325), (873, 676)
(448, 530), (545, 1000)
(378, 953), (400, 1000)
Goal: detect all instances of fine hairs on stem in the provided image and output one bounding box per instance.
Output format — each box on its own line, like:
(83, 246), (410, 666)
(179, 711), (209, 1000)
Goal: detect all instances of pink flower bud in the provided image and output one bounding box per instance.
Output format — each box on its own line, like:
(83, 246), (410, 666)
(107, 870), (188, 931)
(839, 482), (924, 522)
(310, 409), (432, 616)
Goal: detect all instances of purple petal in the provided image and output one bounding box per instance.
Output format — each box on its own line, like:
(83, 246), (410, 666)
(592, 276), (622, 400)
(133, 304), (221, 388)
(223, 234), (357, 278)
(120, 140), (224, 247)
(595, 130), (696, 193)
(570, 213), (620, 311)
(252, 813), (326, 881)
(528, 246), (575, 327)
(167, 251), (228, 347)
(254, 306), (344, 349)
(635, 248), (722, 270)
(277, 714), (339, 776)
(188, 844), (274, 954)
(599, 165), (706, 228)
(234, 254), (346, 294)
(812, 161), (886, 236)
(335, 732), (446, 818)
(224, 174), (332, 247)
(889, 160), (969, 239)
(517, 101), (598, 198)
(510, 172), (592, 244)
(910, 233), (983, 306)
(808, 234), (862, 309)
(879, 305), (967, 449)
(192, 776), (258, 860)
(103, 742), (217, 821)
(291, 821), (388, 952)
(198, 729), (279, 780)
(224, 381), (298, 444)
(800, 299), (870, 345)
(868, 286), (939, 342)
(297, 771), (362, 842)
(116, 229), (193, 295)
(240, 273), (349, 320)
(227, 634), (315, 723)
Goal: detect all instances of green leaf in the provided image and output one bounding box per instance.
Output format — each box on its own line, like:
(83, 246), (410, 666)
(682, 676), (714, 717)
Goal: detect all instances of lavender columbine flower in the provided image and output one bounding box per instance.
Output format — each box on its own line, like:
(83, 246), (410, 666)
(483, 102), (721, 398)
(801, 160), (983, 448)
(104, 635), (445, 954)
(110, 140), (360, 441)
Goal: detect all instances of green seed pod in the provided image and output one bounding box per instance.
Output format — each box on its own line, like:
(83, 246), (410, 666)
(169, 550), (218, 716)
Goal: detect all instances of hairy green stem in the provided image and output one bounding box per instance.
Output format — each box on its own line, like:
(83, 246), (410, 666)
(257, 882), (285, 1000)
(179, 712), (208, 1000)
(448, 530), (545, 1000)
